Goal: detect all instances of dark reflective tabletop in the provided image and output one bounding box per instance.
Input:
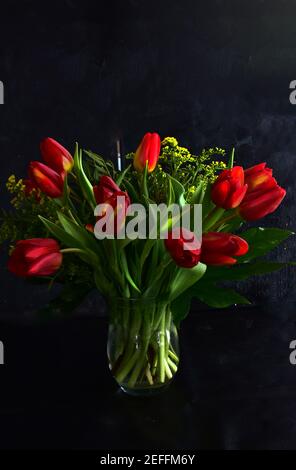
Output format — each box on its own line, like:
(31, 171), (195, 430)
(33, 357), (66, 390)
(0, 302), (296, 449)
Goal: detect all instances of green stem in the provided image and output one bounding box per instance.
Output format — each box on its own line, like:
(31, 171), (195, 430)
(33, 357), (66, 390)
(168, 349), (179, 363)
(127, 307), (152, 387)
(164, 359), (173, 380)
(127, 343), (148, 387)
(159, 313), (166, 383)
(115, 349), (140, 384)
(167, 356), (178, 373)
(210, 213), (236, 231)
(113, 305), (142, 382)
(203, 207), (225, 232)
(60, 248), (85, 254)
(111, 301), (179, 388)
(228, 147), (235, 168)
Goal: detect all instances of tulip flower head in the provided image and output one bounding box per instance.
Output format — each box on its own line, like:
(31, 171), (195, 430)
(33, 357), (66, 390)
(165, 228), (201, 268)
(200, 232), (249, 265)
(8, 238), (62, 277)
(94, 176), (131, 236)
(211, 166), (248, 209)
(29, 161), (65, 198)
(93, 176), (122, 204)
(133, 132), (161, 173)
(40, 137), (73, 173)
(239, 163), (286, 221)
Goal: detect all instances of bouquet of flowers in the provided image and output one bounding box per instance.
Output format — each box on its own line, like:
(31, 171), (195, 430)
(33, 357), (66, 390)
(0, 133), (292, 395)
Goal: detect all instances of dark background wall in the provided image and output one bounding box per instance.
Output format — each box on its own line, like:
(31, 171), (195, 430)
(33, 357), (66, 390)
(0, 0), (295, 316)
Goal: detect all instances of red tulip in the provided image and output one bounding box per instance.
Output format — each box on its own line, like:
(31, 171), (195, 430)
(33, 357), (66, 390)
(211, 166), (248, 209)
(29, 161), (64, 198)
(93, 176), (130, 236)
(8, 238), (62, 277)
(93, 176), (121, 204)
(40, 137), (73, 173)
(201, 232), (249, 265)
(133, 132), (161, 173)
(239, 163), (286, 221)
(165, 228), (201, 268)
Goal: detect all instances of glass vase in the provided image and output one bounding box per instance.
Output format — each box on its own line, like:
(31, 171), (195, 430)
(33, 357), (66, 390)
(107, 297), (179, 396)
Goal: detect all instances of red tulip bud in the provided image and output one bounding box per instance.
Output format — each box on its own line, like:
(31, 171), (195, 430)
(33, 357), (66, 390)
(29, 161), (65, 198)
(201, 232), (249, 265)
(8, 238), (62, 277)
(211, 166), (248, 209)
(239, 163), (286, 221)
(165, 228), (201, 268)
(133, 132), (161, 173)
(40, 137), (73, 173)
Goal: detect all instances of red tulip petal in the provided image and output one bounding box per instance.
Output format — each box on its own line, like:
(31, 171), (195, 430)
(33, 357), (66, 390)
(225, 184), (248, 209)
(244, 162), (267, 178)
(40, 137), (73, 173)
(240, 186), (286, 221)
(211, 180), (230, 206)
(202, 232), (232, 251)
(200, 253), (237, 266)
(94, 176), (121, 204)
(16, 238), (60, 249)
(27, 252), (63, 276)
(231, 166), (245, 185)
(134, 132), (160, 173)
(29, 162), (64, 198)
(8, 238), (61, 278)
(147, 133), (161, 172)
(228, 236), (249, 256)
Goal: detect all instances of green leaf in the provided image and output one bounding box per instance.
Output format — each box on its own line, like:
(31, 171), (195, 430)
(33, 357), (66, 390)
(188, 181), (205, 204)
(168, 176), (186, 206)
(219, 217), (243, 233)
(169, 262), (207, 302)
(192, 282), (250, 308)
(201, 183), (215, 218)
(143, 240), (162, 290)
(239, 227), (294, 262)
(39, 216), (79, 247)
(122, 179), (139, 203)
(120, 250), (141, 294)
(57, 212), (100, 255)
(171, 293), (192, 327)
(167, 178), (174, 206)
(140, 239), (156, 271)
(74, 144), (96, 209)
(39, 215), (100, 267)
(83, 149), (115, 179)
(94, 269), (117, 297)
(116, 164), (131, 187)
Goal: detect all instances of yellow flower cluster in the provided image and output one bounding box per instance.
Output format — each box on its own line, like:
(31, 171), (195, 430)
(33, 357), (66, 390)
(6, 174), (25, 193)
(160, 137), (196, 165)
(6, 175), (26, 208)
